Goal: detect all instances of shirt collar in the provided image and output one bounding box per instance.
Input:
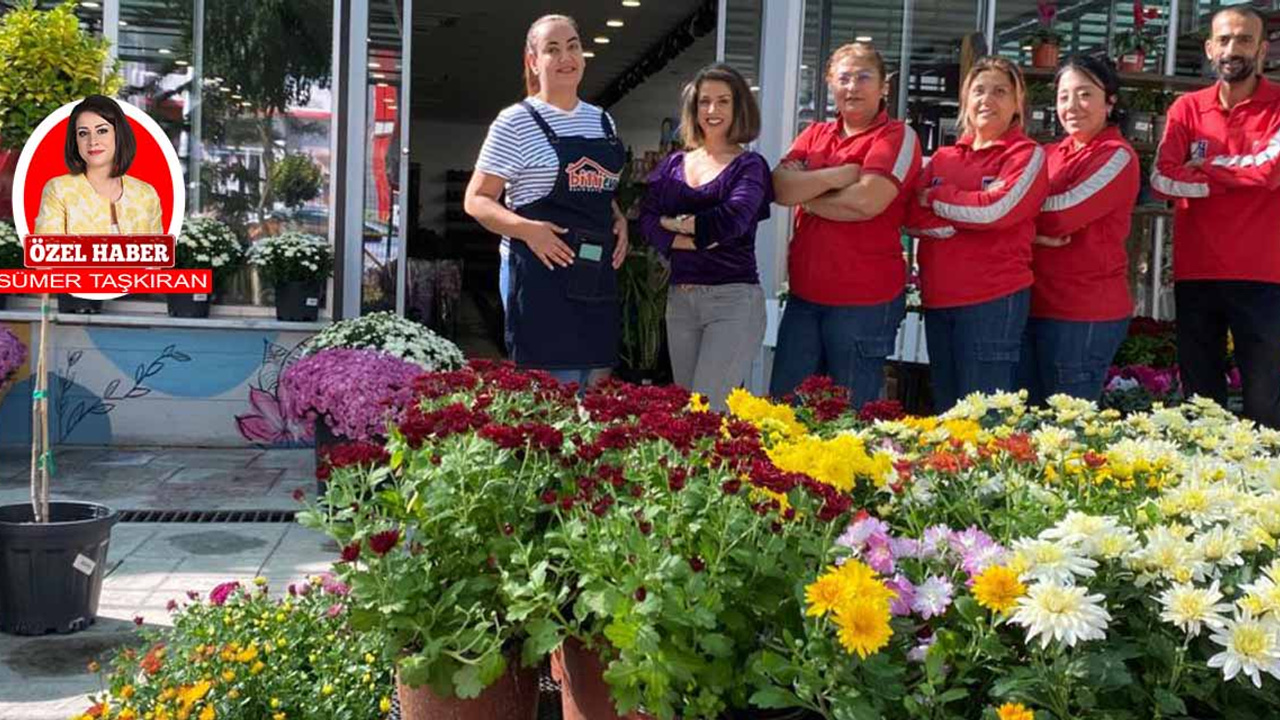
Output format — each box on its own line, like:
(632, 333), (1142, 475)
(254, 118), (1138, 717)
(836, 110), (889, 138)
(1197, 75), (1280, 112)
(956, 124), (1027, 150)
(1057, 125), (1124, 156)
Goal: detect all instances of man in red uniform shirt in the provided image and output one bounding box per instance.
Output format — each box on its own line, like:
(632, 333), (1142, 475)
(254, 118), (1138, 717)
(1152, 5), (1280, 428)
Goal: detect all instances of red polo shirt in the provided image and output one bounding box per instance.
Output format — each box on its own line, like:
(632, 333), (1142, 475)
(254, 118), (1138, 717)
(914, 126), (1050, 309)
(1033, 127), (1139, 321)
(782, 113), (922, 305)
(1152, 77), (1280, 283)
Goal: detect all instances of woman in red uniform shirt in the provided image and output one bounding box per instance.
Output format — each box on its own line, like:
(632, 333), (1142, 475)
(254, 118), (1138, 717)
(770, 42), (922, 408)
(1021, 55), (1138, 404)
(908, 56), (1049, 411)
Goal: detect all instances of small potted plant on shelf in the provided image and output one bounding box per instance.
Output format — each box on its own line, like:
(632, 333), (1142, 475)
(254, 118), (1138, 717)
(0, 222), (21, 311)
(1025, 0), (1062, 68)
(1114, 30), (1157, 72)
(168, 216), (245, 318)
(247, 231), (333, 321)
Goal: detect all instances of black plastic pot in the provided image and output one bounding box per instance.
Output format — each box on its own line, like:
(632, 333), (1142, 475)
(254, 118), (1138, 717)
(57, 296), (103, 315)
(274, 280), (322, 322)
(166, 292), (211, 318)
(0, 502), (117, 635)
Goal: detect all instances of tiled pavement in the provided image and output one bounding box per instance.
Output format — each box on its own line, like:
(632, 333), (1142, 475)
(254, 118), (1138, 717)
(0, 448), (334, 720)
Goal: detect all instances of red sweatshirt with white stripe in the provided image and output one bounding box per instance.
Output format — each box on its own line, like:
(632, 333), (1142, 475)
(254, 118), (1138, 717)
(1033, 127), (1139, 321)
(911, 126), (1050, 309)
(1152, 77), (1280, 284)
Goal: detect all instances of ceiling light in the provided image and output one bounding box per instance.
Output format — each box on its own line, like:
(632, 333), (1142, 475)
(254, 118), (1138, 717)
(583, 51), (596, 58)
(370, 61), (381, 69)
(158, 48), (171, 54)
(607, 19), (624, 27)
(749, 85), (760, 92)
(372, 73), (388, 79)
(1021, 45), (1032, 51)
(800, 64), (809, 70)
(231, 94), (242, 100)
(594, 36), (610, 44)
(855, 35), (872, 42)
(622, 0), (641, 6)
(240, 101), (252, 107)
(175, 59), (189, 66)
(118, 20), (127, 26)
(81, 1), (100, 7)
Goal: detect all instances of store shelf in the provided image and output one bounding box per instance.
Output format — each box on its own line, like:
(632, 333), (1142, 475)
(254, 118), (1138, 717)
(1021, 67), (1214, 92)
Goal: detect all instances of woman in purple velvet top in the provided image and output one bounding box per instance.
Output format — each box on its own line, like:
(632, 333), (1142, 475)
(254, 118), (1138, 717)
(639, 63), (772, 410)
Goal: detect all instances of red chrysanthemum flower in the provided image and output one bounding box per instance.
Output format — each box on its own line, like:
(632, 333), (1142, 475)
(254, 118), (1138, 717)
(340, 542), (361, 563)
(368, 529), (401, 556)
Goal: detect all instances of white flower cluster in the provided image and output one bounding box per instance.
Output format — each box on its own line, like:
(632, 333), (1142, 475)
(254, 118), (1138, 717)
(306, 310), (464, 371)
(0, 221), (18, 248)
(247, 231), (333, 281)
(0, 222), (21, 268)
(176, 217), (243, 269)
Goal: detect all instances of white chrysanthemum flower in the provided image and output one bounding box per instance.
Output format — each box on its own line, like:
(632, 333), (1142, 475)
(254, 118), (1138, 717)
(1046, 394), (1095, 424)
(1032, 425), (1076, 458)
(987, 390), (1026, 412)
(1091, 526), (1141, 561)
(1207, 614), (1280, 688)
(1041, 512), (1118, 544)
(1012, 538), (1098, 585)
(1158, 581), (1232, 637)
(1238, 574), (1280, 618)
(1128, 524), (1209, 585)
(1196, 525), (1245, 569)
(1011, 582), (1111, 648)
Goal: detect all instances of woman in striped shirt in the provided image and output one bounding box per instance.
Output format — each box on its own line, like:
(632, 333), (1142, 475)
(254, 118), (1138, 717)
(464, 14), (629, 388)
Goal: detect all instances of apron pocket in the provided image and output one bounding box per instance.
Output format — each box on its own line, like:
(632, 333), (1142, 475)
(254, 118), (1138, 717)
(566, 231), (617, 302)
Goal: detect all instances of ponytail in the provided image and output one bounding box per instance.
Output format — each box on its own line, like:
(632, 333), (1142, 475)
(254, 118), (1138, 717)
(524, 14), (578, 96)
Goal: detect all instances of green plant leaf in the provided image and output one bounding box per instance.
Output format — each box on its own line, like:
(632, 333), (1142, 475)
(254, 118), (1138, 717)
(749, 686), (802, 709)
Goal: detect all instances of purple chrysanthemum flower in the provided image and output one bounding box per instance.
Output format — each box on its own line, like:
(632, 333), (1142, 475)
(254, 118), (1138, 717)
(911, 575), (954, 619)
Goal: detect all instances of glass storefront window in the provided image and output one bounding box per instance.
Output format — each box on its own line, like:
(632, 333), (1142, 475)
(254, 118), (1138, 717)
(360, 0), (405, 315)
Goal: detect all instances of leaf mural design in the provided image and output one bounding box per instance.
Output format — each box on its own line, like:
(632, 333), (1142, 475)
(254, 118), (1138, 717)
(235, 338), (312, 447)
(59, 343), (189, 442)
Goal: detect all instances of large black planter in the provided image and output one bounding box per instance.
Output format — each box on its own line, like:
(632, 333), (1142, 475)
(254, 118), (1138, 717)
(57, 296), (103, 315)
(274, 280), (322, 322)
(0, 502), (117, 635)
(166, 292), (211, 318)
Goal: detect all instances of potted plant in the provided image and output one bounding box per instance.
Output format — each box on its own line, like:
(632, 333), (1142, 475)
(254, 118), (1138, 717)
(297, 363), (582, 719)
(168, 217), (245, 318)
(300, 310), (465, 468)
(0, 222), (21, 311)
(1024, 81), (1058, 137)
(247, 231), (333, 321)
(1025, 1), (1061, 68)
(1114, 31), (1157, 72)
(270, 152), (324, 213)
(280, 348), (421, 495)
(0, 308), (118, 634)
(0, 1), (120, 222)
(616, 243), (672, 385)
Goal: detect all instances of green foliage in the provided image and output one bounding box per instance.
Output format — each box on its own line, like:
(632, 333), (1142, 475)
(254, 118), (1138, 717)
(270, 153), (323, 210)
(88, 576), (393, 720)
(0, 0), (121, 151)
(1113, 31), (1158, 58)
(618, 243), (670, 372)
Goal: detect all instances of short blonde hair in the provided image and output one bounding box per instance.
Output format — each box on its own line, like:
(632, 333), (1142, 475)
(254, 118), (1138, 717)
(524, 14), (579, 96)
(827, 41), (887, 84)
(956, 56), (1027, 137)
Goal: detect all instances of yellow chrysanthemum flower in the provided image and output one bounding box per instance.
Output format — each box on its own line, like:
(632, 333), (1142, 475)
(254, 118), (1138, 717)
(199, 704), (216, 720)
(805, 573), (852, 617)
(997, 702), (1035, 720)
(833, 596), (893, 658)
(688, 393), (710, 413)
(972, 565), (1027, 614)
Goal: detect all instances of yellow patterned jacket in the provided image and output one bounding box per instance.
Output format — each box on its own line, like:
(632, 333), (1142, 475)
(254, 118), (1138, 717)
(33, 174), (164, 234)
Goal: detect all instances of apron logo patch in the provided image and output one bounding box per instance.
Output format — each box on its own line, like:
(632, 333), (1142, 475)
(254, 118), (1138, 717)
(566, 157), (620, 192)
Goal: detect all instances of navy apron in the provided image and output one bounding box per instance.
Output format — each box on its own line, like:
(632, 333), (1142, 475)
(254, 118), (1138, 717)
(506, 101), (624, 369)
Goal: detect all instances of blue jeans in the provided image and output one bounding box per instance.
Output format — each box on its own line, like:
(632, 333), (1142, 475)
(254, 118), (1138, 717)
(770, 293), (905, 409)
(1018, 317), (1130, 405)
(925, 289), (1030, 412)
(548, 367), (611, 392)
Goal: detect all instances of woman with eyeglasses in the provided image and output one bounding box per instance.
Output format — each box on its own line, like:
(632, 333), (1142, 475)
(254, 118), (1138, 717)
(770, 42), (922, 409)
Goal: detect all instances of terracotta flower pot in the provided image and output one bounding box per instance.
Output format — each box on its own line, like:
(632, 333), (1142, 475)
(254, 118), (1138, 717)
(553, 638), (655, 720)
(1031, 42), (1060, 69)
(1118, 50), (1146, 73)
(396, 663), (539, 720)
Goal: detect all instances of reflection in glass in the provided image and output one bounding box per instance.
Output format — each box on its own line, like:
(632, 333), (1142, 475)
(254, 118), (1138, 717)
(362, 0), (404, 315)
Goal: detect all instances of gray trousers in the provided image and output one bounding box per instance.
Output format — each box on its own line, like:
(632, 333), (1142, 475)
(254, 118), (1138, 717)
(665, 283), (766, 411)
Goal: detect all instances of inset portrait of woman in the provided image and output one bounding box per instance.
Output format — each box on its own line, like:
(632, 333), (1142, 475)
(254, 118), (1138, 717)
(33, 94), (163, 235)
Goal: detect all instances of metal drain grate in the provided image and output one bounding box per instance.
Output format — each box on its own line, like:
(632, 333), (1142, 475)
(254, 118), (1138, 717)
(116, 509), (297, 523)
